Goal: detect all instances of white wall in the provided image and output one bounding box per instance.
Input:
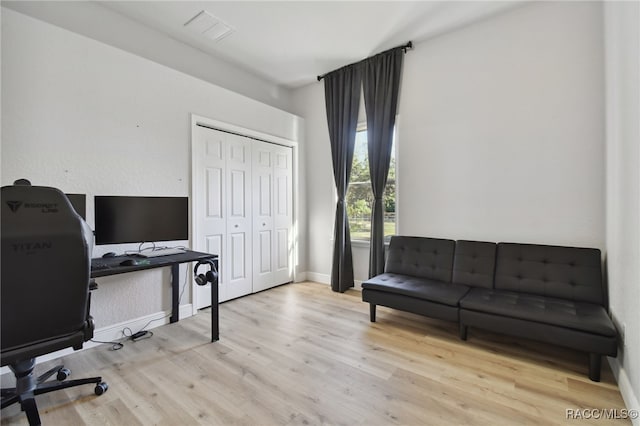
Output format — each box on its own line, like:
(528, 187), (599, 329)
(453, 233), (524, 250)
(1, 8), (303, 333)
(2, 1), (292, 112)
(290, 83), (334, 282)
(399, 1), (605, 247)
(293, 1), (607, 285)
(605, 1), (640, 419)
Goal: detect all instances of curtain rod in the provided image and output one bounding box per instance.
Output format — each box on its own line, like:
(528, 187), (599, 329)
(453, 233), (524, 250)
(316, 41), (413, 82)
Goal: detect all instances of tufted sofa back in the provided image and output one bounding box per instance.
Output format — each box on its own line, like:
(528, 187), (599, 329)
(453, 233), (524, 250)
(452, 241), (497, 288)
(494, 243), (603, 304)
(385, 236), (455, 282)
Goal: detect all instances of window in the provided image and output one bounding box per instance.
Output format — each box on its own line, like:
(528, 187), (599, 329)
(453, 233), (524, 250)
(347, 128), (396, 242)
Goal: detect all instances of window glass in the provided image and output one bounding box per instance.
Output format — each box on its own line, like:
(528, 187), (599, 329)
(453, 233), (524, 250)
(347, 128), (396, 241)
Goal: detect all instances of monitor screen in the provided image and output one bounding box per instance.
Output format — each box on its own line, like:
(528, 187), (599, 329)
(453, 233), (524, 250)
(94, 196), (188, 245)
(65, 193), (86, 220)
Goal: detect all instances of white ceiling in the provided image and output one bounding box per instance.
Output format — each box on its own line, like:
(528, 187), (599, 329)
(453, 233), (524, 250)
(3, 1), (525, 89)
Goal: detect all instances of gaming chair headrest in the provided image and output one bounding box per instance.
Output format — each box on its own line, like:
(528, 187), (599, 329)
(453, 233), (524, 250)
(1, 183), (93, 252)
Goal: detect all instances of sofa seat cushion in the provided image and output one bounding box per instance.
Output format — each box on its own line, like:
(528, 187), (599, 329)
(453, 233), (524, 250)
(460, 288), (617, 337)
(362, 273), (470, 307)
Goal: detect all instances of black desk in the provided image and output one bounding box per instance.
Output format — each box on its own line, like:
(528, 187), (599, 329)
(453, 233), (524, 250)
(91, 250), (219, 341)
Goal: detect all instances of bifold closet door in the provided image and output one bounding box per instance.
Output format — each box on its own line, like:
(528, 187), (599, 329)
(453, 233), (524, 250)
(252, 141), (293, 292)
(194, 126), (252, 307)
(224, 133), (253, 301)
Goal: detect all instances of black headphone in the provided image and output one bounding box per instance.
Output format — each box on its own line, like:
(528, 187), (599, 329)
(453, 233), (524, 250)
(194, 259), (218, 286)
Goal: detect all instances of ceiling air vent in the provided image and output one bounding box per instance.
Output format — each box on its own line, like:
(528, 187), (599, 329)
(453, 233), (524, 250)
(184, 11), (234, 42)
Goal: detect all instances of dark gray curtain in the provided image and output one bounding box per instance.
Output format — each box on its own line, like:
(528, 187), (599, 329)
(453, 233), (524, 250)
(363, 49), (404, 278)
(324, 65), (362, 292)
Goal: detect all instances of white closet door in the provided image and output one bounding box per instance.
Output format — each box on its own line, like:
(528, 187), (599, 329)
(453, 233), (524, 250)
(252, 141), (293, 292)
(223, 133), (253, 301)
(194, 125), (292, 307)
(194, 126), (226, 308)
(194, 127), (252, 307)
(252, 141), (275, 291)
(271, 144), (293, 285)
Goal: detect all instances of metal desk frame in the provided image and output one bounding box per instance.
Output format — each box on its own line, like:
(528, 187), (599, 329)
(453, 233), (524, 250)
(91, 250), (219, 341)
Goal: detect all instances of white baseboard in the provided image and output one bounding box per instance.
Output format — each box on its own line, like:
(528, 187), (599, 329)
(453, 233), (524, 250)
(1, 305), (194, 377)
(93, 304), (194, 343)
(303, 272), (363, 291)
(179, 303), (194, 321)
(294, 271), (307, 282)
(608, 357), (640, 426)
(306, 271), (330, 284)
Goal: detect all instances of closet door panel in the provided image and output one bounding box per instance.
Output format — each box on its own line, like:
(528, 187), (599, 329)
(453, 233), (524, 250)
(224, 133), (253, 301)
(253, 142), (293, 291)
(276, 228), (289, 270)
(206, 168), (223, 218)
(194, 127), (227, 307)
(252, 141), (276, 292)
(272, 145), (293, 284)
(258, 230), (272, 273)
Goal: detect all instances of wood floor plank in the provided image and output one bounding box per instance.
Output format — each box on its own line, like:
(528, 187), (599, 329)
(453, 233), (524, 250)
(1, 282), (630, 425)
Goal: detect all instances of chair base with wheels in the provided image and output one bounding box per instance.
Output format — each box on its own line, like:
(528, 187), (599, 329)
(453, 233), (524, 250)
(1, 358), (108, 425)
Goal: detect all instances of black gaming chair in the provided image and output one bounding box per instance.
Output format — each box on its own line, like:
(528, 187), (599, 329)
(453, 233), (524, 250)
(1, 182), (108, 425)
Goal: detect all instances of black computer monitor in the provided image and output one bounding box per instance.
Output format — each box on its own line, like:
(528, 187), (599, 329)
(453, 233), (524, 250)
(65, 193), (86, 220)
(94, 196), (188, 245)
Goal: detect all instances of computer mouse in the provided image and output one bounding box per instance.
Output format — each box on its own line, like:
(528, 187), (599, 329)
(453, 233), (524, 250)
(102, 252), (117, 258)
(119, 259), (139, 267)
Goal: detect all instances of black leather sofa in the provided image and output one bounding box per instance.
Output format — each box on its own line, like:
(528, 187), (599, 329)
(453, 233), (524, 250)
(361, 236), (618, 381)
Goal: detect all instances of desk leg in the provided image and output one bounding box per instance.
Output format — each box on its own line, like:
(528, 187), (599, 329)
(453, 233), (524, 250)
(211, 280), (219, 342)
(171, 264), (179, 323)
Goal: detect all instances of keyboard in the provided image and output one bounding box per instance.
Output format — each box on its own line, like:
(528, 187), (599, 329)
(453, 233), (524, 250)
(92, 263), (111, 270)
(137, 248), (186, 258)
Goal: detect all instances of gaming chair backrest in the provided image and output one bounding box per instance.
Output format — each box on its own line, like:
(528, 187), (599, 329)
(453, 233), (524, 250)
(1, 184), (94, 354)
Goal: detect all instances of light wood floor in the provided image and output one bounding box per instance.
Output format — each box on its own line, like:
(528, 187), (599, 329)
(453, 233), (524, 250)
(1, 282), (629, 425)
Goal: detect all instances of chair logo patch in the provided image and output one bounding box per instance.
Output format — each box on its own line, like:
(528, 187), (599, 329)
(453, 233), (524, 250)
(6, 201), (22, 213)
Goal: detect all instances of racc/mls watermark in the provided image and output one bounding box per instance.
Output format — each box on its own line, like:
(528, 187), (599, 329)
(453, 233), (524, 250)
(566, 408), (639, 420)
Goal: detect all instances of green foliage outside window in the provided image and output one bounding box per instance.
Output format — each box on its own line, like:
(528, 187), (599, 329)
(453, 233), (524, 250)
(347, 129), (396, 241)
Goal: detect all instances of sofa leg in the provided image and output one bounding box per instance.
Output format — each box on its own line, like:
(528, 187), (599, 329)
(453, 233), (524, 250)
(459, 323), (468, 341)
(589, 353), (601, 382)
(370, 304), (376, 322)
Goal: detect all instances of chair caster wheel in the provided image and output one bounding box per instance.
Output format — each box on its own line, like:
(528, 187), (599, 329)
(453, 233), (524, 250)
(57, 368), (71, 381)
(95, 382), (108, 396)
